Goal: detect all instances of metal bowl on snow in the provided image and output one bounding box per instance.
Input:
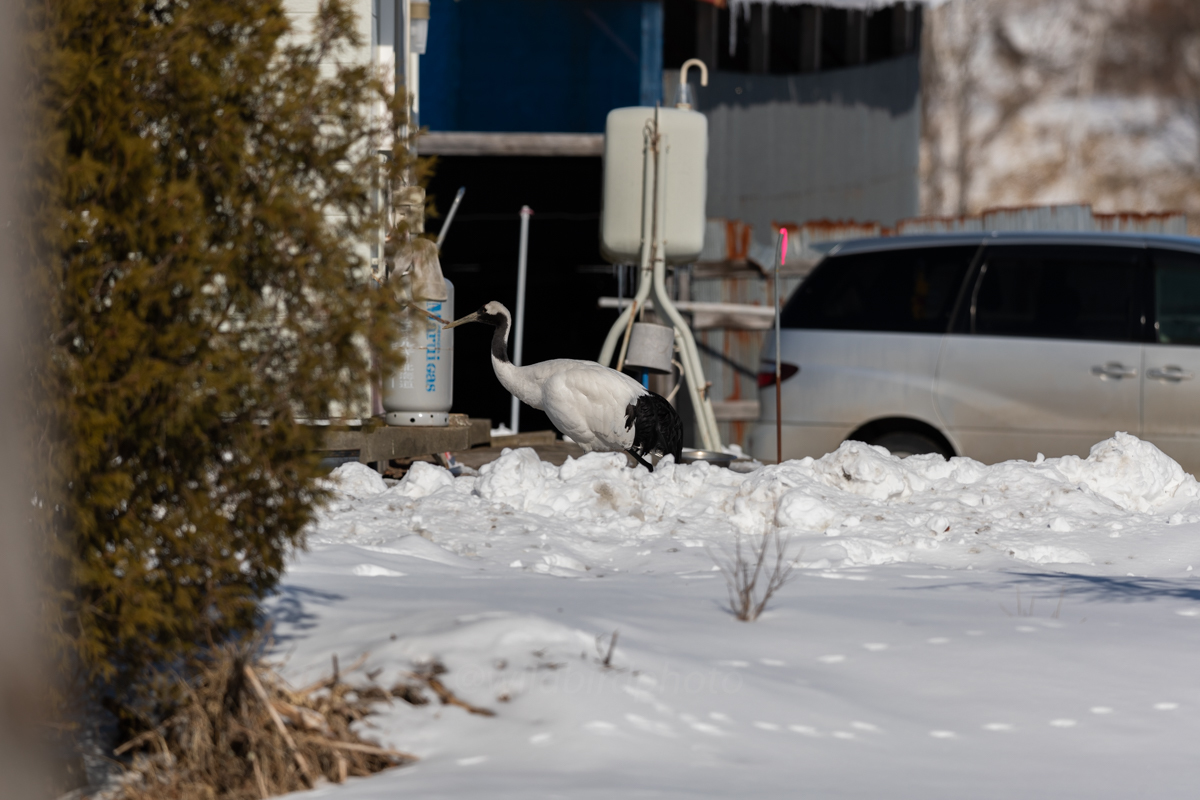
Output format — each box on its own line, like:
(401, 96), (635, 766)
(679, 449), (736, 467)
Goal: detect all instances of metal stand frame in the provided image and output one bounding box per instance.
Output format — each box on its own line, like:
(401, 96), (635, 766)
(598, 110), (723, 452)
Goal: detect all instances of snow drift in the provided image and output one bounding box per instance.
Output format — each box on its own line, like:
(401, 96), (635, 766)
(323, 433), (1200, 574)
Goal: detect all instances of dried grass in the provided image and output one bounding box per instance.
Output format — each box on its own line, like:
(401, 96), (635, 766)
(112, 642), (426, 799)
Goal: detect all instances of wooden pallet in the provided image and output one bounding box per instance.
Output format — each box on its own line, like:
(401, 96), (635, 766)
(318, 415), (491, 465)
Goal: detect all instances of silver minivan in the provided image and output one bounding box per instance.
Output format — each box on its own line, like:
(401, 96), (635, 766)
(750, 233), (1200, 474)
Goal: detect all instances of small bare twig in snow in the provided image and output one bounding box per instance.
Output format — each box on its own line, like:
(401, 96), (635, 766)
(595, 630), (619, 668)
(713, 527), (800, 622)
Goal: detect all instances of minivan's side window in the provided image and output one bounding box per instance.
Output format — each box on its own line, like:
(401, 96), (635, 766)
(781, 246), (977, 333)
(1150, 248), (1200, 345)
(972, 245), (1143, 342)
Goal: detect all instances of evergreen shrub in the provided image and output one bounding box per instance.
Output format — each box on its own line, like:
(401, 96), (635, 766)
(27, 0), (410, 704)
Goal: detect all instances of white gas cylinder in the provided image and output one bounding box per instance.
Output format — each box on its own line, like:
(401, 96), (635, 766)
(383, 278), (454, 426)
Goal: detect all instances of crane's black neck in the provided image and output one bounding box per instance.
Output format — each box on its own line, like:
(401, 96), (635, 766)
(489, 313), (511, 364)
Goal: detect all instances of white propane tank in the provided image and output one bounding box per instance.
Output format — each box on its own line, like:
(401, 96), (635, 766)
(383, 278), (454, 426)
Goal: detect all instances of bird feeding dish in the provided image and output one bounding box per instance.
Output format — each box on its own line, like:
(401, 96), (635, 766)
(623, 322), (674, 374)
(680, 449), (737, 468)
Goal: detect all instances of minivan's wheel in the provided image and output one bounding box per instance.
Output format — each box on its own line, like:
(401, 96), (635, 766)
(866, 431), (951, 459)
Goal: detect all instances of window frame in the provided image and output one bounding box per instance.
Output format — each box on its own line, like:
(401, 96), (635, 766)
(781, 243), (983, 335)
(1149, 245), (1200, 346)
(952, 243), (1151, 343)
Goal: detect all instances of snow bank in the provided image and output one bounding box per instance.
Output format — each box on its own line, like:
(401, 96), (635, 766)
(327, 461), (388, 498)
(390, 461), (456, 500)
(308, 434), (1200, 576)
(1053, 433), (1199, 513)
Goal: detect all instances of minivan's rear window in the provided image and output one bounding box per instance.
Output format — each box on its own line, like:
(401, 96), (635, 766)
(973, 245), (1143, 342)
(781, 246), (977, 333)
(1151, 248), (1200, 345)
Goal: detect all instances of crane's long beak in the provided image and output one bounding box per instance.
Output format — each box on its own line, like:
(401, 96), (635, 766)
(442, 310), (483, 330)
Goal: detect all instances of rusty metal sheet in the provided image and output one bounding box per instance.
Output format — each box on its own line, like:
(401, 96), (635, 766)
(1093, 211), (1187, 234)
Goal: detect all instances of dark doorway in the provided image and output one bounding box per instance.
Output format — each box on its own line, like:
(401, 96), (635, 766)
(425, 155), (620, 434)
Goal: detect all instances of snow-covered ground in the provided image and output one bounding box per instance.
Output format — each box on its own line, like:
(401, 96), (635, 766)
(270, 433), (1200, 799)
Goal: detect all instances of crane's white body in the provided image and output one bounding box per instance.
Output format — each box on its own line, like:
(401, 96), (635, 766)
(494, 356), (647, 454)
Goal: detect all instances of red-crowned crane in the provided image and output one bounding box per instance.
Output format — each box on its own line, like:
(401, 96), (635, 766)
(444, 301), (683, 471)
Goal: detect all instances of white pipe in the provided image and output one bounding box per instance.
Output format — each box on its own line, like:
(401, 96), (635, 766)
(510, 205), (533, 433)
(652, 238), (721, 452)
(410, 47), (420, 129)
(396, 0), (416, 185)
(598, 120), (657, 367)
(400, 0), (411, 134)
(436, 186), (466, 250)
(643, 108), (721, 451)
(598, 297), (774, 317)
(680, 58), (709, 88)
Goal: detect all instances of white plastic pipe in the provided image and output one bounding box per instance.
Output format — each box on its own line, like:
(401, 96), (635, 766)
(680, 57), (709, 88)
(436, 186), (466, 250)
(510, 205), (533, 433)
(598, 124), (657, 368)
(644, 109), (721, 452)
(597, 297), (775, 318)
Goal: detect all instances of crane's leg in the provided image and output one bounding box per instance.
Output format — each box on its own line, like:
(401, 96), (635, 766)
(625, 449), (655, 472)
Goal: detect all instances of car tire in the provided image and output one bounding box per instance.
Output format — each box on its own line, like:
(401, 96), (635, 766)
(865, 431), (951, 459)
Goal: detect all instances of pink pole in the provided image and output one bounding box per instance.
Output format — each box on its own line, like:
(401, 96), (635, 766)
(776, 229), (787, 465)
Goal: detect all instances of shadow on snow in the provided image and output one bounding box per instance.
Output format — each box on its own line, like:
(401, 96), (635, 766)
(904, 571), (1200, 605)
(266, 584), (347, 640)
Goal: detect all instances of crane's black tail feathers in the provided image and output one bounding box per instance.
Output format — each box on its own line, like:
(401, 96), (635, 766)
(625, 392), (684, 469)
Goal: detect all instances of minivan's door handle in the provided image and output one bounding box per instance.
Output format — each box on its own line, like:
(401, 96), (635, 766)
(1147, 365), (1196, 382)
(1091, 362), (1138, 380)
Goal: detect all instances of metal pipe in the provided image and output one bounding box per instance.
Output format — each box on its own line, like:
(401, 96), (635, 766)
(615, 300), (638, 373)
(598, 121), (657, 367)
(410, 42), (420, 132)
(395, 0), (414, 184)
(597, 296), (775, 319)
(395, 0), (408, 102)
(775, 228), (787, 464)
(435, 186), (466, 250)
(651, 238), (720, 451)
(644, 109), (721, 451)
(680, 57), (709, 88)
(510, 205), (533, 433)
